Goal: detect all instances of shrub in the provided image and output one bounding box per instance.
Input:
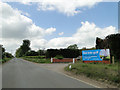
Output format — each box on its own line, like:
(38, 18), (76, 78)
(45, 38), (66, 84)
(46, 49), (80, 58)
(25, 50), (38, 56)
(54, 55), (64, 59)
(112, 77), (120, 83)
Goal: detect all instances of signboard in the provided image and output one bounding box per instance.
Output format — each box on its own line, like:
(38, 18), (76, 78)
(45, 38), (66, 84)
(82, 49), (110, 61)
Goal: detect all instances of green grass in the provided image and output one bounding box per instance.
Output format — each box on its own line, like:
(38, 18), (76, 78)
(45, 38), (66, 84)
(65, 61), (119, 86)
(0, 58), (13, 63)
(24, 56), (46, 59)
(22, 56), (51, 63)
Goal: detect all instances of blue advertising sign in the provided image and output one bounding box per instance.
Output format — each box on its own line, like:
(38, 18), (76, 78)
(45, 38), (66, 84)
(82, 49), (110, 61)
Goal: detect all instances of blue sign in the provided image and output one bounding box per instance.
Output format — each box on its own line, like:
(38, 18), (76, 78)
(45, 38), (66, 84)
(82, 49), (110, 61)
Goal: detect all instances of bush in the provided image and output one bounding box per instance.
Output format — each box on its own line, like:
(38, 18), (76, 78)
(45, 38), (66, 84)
(22, 56), (51, 63)
(2, 58), (12, 63)
(4, 52), (14, 58)
(112, 75), (120, 83)
(54, 55), (64, 59)
(25, 50), (38, 56)
(46, 49), (80, 58)
(24, 56), (45, 59)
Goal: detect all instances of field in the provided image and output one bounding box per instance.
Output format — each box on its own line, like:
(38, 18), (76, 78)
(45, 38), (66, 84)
(65, 60), (119, 86)
(22, 56), (51, 63)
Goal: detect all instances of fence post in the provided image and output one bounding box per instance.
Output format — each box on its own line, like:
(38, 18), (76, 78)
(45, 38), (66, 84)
(73, 58), (75, 64)
(51, 57), (53, 63)
(112, 56), (114, 64)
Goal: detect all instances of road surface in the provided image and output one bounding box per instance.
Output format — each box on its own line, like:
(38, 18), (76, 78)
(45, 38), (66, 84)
(2, 58), (96, 88)
(0, 64), (2, 89)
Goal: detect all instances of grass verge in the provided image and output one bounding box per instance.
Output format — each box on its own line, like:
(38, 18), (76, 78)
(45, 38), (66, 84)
(65, 61), (119, 87)
(22, 56), (51, 63)
(0, 58), (13, 63)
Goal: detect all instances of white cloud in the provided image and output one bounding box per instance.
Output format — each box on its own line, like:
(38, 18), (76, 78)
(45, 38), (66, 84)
(2, 0), (119, 2)
(0, 2), (117, 55)
(26, 24), (56, 39)
(46, 37), (80, 49)
(45, 27), (56, 35)
(18, 0), (32, 5)
(20, 11), (30, 17)
(58, 32), (64, 36)
(37, 0), (103, 16)
(1, 39), (21, 55)
(3, 0), (118, 17)
(30, 21), (117, 50)
(31, 38), (47, 50)
(45, 21), (117, 49)
(0, 2), (56, 54)
(1, 2), (56, 39)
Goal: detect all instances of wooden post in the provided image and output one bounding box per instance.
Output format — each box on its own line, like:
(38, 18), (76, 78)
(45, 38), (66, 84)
(51, 57), (53, 63)
(73, 58), (75, 64)
(69, 65), (72, 70)
(112, 56), (114, 64)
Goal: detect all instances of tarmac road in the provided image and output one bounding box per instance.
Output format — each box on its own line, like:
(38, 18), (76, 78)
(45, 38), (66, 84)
(2, 58), (96, 88)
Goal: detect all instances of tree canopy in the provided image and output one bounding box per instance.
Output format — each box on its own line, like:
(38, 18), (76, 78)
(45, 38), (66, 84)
(67, 44), (78, 49)
(96, 33), (120, 62)
(15, 40), (31, 57)
(0, 45), (13, 59)
(46, 48), (80, 58)
(25, 50), (38, 56)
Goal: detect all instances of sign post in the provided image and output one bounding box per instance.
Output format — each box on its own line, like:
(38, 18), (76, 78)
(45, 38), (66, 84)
(73, 58), (75, 64)
(51, 57), (53, 63)
(112, 56), (114, 64)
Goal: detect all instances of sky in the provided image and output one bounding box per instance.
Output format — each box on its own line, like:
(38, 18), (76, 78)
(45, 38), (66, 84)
(0, 0), (118, 55)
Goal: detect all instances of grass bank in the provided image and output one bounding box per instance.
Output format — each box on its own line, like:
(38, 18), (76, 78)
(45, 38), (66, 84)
(65, 61), (119, 86)
(0, 58), (13, 63)
(22, 56), (51, 63)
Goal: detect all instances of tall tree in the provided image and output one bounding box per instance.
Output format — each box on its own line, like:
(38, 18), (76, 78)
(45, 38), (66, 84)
(15, 48), (23, 57)
(2, 46), (5, 59)
(4, 52), (14, 58)
(95, 33), (120, 62)
(105, 34), (120, 60)
(37, 49), (45, 56)
(0, 45), (13, 59)
(0, 45), (5, 59)
(20, 40), (31, 55)
(67, 44), (78, 49)
(15, 40), (31, 57)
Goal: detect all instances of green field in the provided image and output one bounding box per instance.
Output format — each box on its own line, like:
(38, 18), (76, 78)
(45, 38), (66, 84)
(22, 56), (51, 63)
(65, 61), (119, 86)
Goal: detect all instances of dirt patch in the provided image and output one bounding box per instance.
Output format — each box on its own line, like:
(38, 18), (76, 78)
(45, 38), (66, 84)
(38, 63), (69, 73)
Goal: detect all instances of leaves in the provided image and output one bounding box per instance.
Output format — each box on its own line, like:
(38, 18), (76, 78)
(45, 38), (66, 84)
(96, 33), (120, 61)
(15, 40), (31, 57)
